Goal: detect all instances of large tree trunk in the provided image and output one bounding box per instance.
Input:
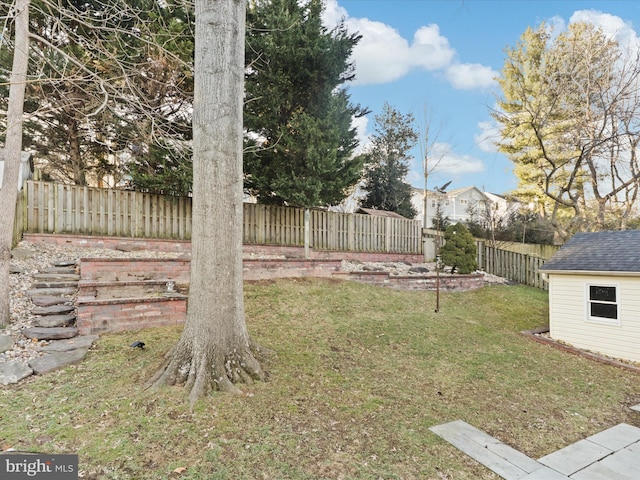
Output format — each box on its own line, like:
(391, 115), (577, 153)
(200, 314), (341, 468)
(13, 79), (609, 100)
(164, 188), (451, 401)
(152, 0), (266, 405)
(0, 0), (30, 327)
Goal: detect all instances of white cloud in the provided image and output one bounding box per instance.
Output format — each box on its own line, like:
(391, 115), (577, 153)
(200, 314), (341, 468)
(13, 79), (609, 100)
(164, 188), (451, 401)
(352, 115), (371, 155)
(346, 18), (412, 85)
(570, 10), (640, 52)
(475, 121), (501, 153)
(546, 15), (567, 40)
(409, 141), (485, 186)
(430, 142), (485, 175)
(446, 63), (497, 90)
(410, 25), (456, 70)
(321, 0), (348, 26)
(322, 0), (493, 90)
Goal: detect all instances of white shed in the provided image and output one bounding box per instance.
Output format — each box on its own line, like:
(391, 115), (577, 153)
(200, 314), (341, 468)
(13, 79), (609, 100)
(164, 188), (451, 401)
(540, 231), (640, 364)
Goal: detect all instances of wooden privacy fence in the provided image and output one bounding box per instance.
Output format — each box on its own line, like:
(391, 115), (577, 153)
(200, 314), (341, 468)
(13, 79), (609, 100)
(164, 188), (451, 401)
(13, 181), (555, 287)
(21, 180), (193, 239)
(311, 209), (421, 253)
(478, 244), (548, 290)
(14, 181), (423, 254)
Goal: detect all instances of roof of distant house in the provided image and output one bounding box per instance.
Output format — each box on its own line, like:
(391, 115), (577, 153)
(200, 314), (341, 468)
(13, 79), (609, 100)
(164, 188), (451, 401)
(540, 230), (640, 273)
(356, 207), (407, 219)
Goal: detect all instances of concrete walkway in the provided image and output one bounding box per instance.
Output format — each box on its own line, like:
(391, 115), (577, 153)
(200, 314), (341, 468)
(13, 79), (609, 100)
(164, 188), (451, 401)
(430, 418), (640, 479)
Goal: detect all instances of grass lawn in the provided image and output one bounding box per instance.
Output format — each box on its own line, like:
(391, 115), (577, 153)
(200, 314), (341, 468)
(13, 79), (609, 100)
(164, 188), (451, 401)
(2, 279), (639, 479)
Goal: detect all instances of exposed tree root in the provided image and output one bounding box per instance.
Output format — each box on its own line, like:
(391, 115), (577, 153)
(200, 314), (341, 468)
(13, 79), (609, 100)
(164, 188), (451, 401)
(150, 337), (269, 409)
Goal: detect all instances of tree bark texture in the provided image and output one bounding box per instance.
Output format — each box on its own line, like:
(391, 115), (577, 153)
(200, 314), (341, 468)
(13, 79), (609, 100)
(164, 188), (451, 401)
(152, 0), (266, 405)
(0, 0), (30, 327)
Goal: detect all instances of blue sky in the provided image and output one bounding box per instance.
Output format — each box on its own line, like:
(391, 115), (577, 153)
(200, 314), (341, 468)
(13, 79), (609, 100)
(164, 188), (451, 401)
(321, 0), (640, 195)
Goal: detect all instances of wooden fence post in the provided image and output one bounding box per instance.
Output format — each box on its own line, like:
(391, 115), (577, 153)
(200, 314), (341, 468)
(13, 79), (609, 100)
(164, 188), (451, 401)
(304, 208), (310, 259)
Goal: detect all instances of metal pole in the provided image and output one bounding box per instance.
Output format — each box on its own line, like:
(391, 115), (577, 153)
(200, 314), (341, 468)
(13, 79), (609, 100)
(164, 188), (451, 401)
(435, 226), (440, 313)
(433, 182), (450, 314)
(423, 188), (429, 263)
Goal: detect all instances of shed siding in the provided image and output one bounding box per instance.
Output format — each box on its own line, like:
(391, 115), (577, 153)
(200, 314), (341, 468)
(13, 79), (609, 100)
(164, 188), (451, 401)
(549, 274), (640, 363)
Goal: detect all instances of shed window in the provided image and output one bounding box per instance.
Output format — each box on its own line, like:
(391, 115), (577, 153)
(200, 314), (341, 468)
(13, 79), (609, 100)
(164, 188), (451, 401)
(587, 285), (618, 322)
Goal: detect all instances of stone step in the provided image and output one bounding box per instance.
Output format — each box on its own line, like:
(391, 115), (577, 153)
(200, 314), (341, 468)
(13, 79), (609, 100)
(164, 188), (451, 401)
(28, 348), (88, 375)
(41, 267), (76, 274)
(53, 260), (77, 267)
(33, 281), (79, 289)
(28, 287), (77, 297)
(32, 314), (76, 328)
(31, 295), (72, 307)
(38, 335), (98, 353)
(22, 327), (78, 341)
(32, 304), (75, 316)
(33, 273), (81, 281)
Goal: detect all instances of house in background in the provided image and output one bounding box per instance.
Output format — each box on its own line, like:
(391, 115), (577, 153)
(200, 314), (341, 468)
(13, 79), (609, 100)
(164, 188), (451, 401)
(540, 230), (640, 364)
(483, 192), (520, 223)
(412, 186), (498, 228)
(335, 183), (520, 227)
(0, 150), (33, 190)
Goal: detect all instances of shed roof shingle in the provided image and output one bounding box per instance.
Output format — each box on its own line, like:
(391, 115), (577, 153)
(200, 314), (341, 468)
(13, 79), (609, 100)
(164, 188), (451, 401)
(540, 230), (640, 273)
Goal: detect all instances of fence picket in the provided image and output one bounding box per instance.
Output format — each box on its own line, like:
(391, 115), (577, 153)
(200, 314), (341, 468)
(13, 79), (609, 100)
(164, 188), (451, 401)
(15, 181), (423, 254)
(13, 181), (555, 289)
(480, 245), (548, 291)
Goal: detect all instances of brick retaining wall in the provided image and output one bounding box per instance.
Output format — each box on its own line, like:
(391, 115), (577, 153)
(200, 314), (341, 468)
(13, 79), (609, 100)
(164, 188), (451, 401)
(77, 296), (186, 336)
(48, 233), (484, 335)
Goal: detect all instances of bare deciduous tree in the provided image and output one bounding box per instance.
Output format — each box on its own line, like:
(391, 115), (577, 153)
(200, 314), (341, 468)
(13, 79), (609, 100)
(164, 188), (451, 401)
(0, 0), (194, 186)
(0, 0), (30, 327)
(495, 22), (640, 239)
(1, 0), (191, 325)
(151, 0), (267, 405)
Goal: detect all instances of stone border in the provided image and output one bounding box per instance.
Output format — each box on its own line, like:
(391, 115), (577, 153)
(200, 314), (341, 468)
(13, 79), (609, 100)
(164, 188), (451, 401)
(522, 327), (640, 374)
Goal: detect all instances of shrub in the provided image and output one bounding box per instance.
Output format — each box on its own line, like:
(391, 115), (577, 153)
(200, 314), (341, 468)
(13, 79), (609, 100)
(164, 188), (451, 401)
(440, 223), (478, 274)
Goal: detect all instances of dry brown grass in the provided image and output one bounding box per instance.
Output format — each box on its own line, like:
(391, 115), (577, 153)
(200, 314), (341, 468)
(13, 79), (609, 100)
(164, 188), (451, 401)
(1, 278), (638, 479)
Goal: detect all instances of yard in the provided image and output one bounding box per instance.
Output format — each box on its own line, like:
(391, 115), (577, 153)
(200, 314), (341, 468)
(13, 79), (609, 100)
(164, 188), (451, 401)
(1, 279), (638, 479)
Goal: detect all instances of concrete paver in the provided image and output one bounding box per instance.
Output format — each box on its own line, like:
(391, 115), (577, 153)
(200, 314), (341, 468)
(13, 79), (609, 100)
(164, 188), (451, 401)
(430, 421), (640, 480)
(572, 444), (640, 480)
(576, 442), (640, 480)
(586, 423), (640, 450)
(521, 467), (571, 480)
(430, 420), (546, 480)
(538, 439), (612, 476)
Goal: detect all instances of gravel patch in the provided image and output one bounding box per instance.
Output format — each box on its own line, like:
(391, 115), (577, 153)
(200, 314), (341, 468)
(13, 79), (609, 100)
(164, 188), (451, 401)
(340, 260), (509, 285)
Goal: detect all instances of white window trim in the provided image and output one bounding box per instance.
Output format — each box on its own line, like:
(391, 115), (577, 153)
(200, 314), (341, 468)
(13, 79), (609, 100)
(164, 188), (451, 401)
(585, 283), (620, 326)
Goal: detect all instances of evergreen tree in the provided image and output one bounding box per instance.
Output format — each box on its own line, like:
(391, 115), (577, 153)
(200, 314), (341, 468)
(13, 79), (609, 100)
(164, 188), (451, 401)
(440, 223), (478, 274)
(127, 140), (193, 195)
(360, 103), (418, 219)
(244, 0), (367, 207)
